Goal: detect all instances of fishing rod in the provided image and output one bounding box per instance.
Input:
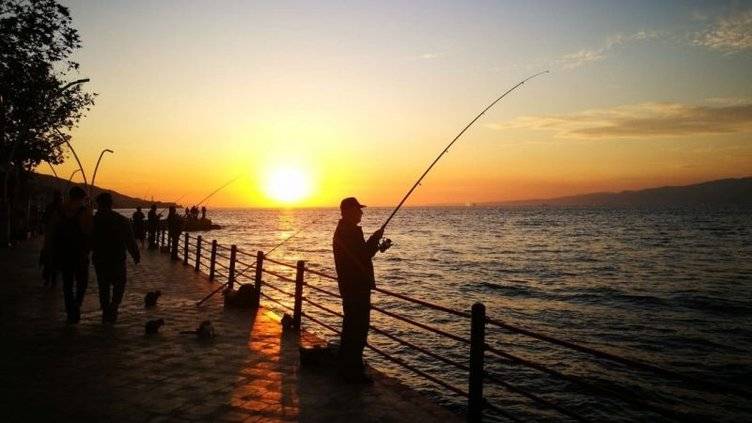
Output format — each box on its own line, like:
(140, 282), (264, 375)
(379, 71), (549, 232)
(156, 194), (187, 217)
(196, 216), (325, 306)
(195, 175), (241, 208)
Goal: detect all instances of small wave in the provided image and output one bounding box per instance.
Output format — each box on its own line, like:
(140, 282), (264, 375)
(481, 282), (539, 298)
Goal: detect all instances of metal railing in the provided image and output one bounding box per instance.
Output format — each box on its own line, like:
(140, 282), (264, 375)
(152, 230), (748, 422)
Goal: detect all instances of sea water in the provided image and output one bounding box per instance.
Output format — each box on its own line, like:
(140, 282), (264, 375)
(159, 206), (752, 421)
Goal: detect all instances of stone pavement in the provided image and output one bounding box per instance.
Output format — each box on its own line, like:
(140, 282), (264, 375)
(0, 239), (461, 423)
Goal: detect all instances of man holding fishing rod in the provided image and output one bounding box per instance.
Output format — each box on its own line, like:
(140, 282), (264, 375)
(333, 197), (390, 384)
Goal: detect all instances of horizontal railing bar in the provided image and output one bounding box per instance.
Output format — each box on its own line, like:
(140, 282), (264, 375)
(303, 266), (338, 281)
(484, 344), (687, 421)
(235, 248), (256, 258)
(259, 292), (295, 312)
(261, 268), (296, 283)
(485, 317), (749, 397)
(373, 287), (472, 319)
(263, 256), (297, 269)
(304, 283), (340, 298)
(370, 325), (470, 372)
(302, 311), (341, 332)
(300, 299), (469, 372)
(214, 261), (230, 271)
(299, 309), (468, 399)
(484, 371), (589, 422)
(261, 281), (295, 297)
(303, 298), (342, 317)
(215, 251), (231, 260)
(365, 342), (469, 398)
(235, 258), (253, 268)
(371, 305), (470, 345)
(482, 400), (524, 423)
(215, 243), (232, 251)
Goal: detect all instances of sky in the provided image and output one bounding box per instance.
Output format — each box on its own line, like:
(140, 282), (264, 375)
(44, 0), (752, 207)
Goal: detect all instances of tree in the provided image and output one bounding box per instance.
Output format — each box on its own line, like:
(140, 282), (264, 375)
(0, 0), (95, 245)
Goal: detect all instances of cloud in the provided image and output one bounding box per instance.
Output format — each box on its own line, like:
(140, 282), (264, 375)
(557, 30), (662, 69)
(489, 101), (752, 139)
(693, 10), (752, 53)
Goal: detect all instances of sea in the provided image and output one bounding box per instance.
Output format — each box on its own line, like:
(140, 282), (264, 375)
(155, 206), (752, 422)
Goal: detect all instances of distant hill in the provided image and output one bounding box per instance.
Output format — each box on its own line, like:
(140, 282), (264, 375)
(488, 177), (752, 208)
(29, 172), (176, 209)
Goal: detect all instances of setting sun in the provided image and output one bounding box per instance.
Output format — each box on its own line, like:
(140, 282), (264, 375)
(263, 166), (313, 204)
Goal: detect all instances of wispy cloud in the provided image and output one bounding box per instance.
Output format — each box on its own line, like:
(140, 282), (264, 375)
(693, 9), (752, 53)
(410, 51), (446, 61)
(488, 101), (752, 139)
(557, 30), (662, 69)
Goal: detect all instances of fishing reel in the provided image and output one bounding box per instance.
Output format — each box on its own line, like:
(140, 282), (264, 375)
(378, 238), (393, 253)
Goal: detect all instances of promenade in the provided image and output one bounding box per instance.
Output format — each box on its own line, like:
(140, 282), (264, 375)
(0, 239), (460, 423)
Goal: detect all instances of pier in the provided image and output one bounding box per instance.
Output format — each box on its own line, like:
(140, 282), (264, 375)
(0, 239), (460, 423)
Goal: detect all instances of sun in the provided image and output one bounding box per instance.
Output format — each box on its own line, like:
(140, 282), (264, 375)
(263, 166), (312, 204)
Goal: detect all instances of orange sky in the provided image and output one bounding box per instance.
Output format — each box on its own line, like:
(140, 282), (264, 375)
(44, 1), (752, 207)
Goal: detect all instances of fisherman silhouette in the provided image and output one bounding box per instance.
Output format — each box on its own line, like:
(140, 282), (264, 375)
(53, 186), (92, 323)
(332, 197), (389, 383)
(132, 206), (146, 246)
(147, 204), (159, 250)
(92, 193), (140, 324)
(201, 206), (206, 220)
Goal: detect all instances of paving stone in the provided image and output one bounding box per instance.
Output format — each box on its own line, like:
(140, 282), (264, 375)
(1, 239), (461, 422)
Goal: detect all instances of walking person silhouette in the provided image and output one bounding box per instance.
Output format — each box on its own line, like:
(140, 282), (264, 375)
(332, 197), (390, 383)
(53, 186), (92, 323)
(92, 193), (140, 323)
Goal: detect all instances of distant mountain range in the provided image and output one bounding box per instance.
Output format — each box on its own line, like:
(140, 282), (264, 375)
(486, 177), (752, 208)
(30, 172), (176, 209)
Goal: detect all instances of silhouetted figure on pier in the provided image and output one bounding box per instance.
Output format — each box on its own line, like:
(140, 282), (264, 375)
(167, 206), (183, 260)
(92, 193), (140, 323)
(332, 197), (389, 383)
(147, 204), (159, 249)
(40, 190), (62, 287)
(190, 205), (199, 221)
(201, 206), (206, 220)
(184, 207), (190, 218)
(53, 186), (92, 323)
(132, 206), (145, 246)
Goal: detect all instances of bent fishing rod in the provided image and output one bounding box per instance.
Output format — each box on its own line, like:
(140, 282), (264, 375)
(158, 175), (240, 217)
(195, 175), (241, 207)
(196, 217), (324, 306)
(380, 70), (549, 232)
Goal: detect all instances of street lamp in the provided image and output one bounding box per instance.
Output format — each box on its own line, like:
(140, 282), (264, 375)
(90, 148), (114, 195)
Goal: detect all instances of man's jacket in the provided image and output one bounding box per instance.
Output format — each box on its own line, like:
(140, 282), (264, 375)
(92, 210), (139, 264)
(333, 219), (380, 299)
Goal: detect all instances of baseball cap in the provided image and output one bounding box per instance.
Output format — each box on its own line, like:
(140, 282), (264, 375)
(340, 197), (366, 210)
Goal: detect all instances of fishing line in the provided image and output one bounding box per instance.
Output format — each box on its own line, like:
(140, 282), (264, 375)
(380, 71), (549, 231)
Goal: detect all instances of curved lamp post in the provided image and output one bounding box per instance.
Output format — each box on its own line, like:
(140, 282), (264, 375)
(90, 149), (114, 196)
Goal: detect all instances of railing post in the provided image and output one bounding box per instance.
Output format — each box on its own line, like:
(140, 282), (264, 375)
(208, 240), (217, 281)
(468, 302), (486, 423)
(195, 235), (202, 272)
(253, 251), (264, 307)
(293, 260), (305, 329)
(170, 231), (179, 261)
(183, 233), (189, 264)
(228, 244), (237, 291)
